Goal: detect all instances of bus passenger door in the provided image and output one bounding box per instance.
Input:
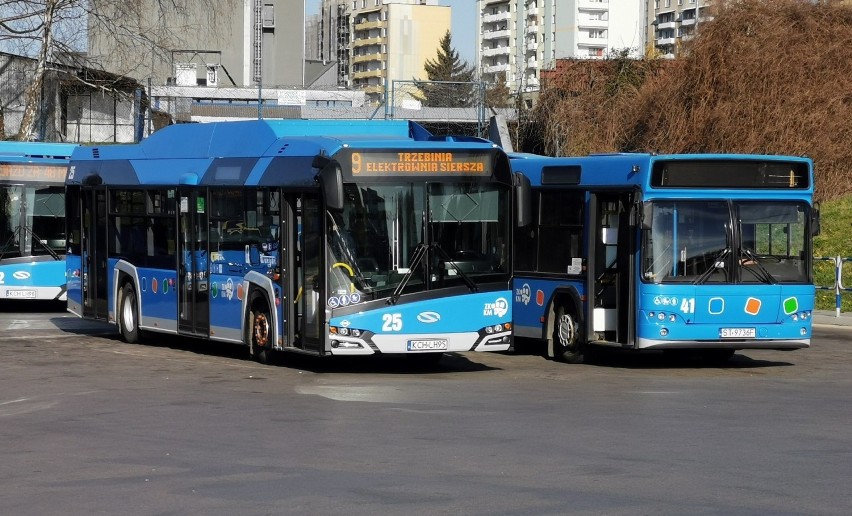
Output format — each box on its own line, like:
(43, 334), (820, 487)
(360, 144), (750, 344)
(177, 189), (210, 336)
(81, 188), (108, 320)
(588, 192), (634, 346)
(290, 194), (323, 353)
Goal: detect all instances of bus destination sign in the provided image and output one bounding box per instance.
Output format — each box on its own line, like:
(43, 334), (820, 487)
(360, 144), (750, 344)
(349, 151), (492, 176)
(0, 163), (67, 184)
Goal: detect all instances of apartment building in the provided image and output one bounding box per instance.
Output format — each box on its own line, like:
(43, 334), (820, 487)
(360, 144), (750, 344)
(647, 0), (712, 58)
(349, 0), (450, 104)
(88, 0), (305, 88)
(477, 0), (645, 94)
(306, 0), (352, 86)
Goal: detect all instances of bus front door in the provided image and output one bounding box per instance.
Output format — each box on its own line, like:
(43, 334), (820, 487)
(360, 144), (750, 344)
(81, 188), (108, 320)
(177, 190), (210, 337)
(290, 194), (323, 353)
(588, 192), (635, 346)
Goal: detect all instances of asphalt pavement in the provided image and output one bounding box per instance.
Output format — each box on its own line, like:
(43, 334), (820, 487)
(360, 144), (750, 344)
(814, 310), (852, 327)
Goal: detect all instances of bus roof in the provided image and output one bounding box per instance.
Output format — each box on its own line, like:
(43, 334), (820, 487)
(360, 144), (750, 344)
(509, 152), (814, 193)
(68, 119), (503, 187)
(0, 141), (77, 161)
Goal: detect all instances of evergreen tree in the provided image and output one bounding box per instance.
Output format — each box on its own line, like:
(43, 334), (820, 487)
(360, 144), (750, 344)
(417, 31), (476, 108)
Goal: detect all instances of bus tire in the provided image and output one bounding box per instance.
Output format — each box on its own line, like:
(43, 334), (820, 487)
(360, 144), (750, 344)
(248, 295), (275, 365)
(118, 283), (140, 344)
(553, 304), (583, 364)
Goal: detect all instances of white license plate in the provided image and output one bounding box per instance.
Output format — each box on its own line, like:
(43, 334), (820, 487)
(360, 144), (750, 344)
(407, 339), (448, 351)
(7, 290), (36, 299)
(720, 327), (756, 338)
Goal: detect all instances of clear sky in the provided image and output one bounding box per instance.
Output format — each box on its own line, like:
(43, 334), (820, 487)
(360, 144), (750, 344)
(307, 0), (477, 65)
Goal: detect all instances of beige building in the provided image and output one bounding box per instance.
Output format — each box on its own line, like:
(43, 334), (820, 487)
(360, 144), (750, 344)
(647, 0), (713, 58)
(350, 0), (451, 104)
(88, 0), (305, 87)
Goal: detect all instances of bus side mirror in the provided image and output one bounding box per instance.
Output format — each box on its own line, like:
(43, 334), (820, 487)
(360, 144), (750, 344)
(514, 172), (531, 227)
(316, 160), (344, 212)
(811, 204), (821, 236)
(642, 202), (654, 230)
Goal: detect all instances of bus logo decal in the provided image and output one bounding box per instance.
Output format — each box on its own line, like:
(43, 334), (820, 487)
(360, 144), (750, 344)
(708, 297), (725, 315)
(328, 297), (340, 308)
(417, 311), (441, 324)
(744, 297), (762, 316)
(515, 283), (531, 305)
(152, 278), (158, 293)
(12, 271), (30, 280)
(783, 297), (799, 315)
(484, 297), (509, 318)
(536, 290), (544, 306)
(222, 279), (234, 300)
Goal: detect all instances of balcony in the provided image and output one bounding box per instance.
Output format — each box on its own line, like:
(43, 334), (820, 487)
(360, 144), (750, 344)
(352, 69), (384, 80)
(352, 37), (383, 48)
(351, 52), (383, 64)
(482, 0), (509, 5)
(482, 46), (509, 57)
(482, 29), (510, 41)
(526, 23), (539, 34)
(656, 20), (677, 30)
(578, 19), (608, 30)
(577, 0), (608, 11)
(483, 11), (511, 24)
(354, 20), (384, 31)
(482, 63), (510, 75)
(656, 37), (676, 46)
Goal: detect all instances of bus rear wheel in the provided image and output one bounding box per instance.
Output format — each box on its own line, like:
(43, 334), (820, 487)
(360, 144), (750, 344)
(553, 305), (583, 364)
(248, 298), (275, 365)
(119, 283), (140, 344)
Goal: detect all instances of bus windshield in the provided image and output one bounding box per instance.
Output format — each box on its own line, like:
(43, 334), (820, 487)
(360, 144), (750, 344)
(0, 185), (66, 259)
(642, 200), (808, 284)
(326, 181), (509, 299)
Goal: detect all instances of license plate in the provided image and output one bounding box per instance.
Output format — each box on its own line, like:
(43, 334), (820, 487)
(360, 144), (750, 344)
(407, 339), (448, 351)
(7, 290), (36, 299)
(720, 327), (756, 338)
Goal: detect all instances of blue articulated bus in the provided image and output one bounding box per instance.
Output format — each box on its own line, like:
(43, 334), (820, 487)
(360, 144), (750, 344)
(65, 119), (523, 363)
(0, 141), (77, 301)
(510, 152), (818, 362)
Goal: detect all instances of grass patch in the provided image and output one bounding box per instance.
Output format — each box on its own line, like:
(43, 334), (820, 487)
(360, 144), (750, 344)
(813, 195), (852, 312)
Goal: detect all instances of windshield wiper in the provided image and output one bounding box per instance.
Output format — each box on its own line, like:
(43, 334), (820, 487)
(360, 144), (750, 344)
(431, 244), (478, 293)
(740, 248), (777, 284)
(694, 248), (730, 285)
(388, 242), (428, 305)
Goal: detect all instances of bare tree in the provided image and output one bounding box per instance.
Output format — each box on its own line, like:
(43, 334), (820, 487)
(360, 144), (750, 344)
(1, 0), (236, 141)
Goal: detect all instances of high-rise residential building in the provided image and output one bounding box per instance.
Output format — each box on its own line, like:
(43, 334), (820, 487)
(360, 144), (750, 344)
(306, 0), (352, 86)
(647, 0), (712, 58)
(88, 0), (305, 87)
(477, 0), (645, 94)
(350, 0), (450, 105)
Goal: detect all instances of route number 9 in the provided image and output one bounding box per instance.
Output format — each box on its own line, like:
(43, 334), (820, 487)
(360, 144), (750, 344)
(352, 152), (362, 175)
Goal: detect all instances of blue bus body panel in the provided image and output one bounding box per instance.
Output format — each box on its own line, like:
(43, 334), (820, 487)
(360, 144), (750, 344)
(328, 290), (512, 354)
(637, 284), (814, 344)
(512, 278), (586, 338)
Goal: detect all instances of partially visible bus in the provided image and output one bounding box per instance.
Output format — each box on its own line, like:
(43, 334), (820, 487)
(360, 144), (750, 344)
(0, 141), (77, 301)
(66, 120), (524, 363)
(510, 152), (818, 362)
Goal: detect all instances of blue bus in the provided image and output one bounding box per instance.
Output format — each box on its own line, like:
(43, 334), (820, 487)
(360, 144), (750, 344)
(510, 152), (818, 362)
(0, 141), (77, 301)
(65, 120), (524, 363)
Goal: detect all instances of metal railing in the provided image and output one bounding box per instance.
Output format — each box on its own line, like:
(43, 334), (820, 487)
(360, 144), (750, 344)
(815, 256), (852, 316)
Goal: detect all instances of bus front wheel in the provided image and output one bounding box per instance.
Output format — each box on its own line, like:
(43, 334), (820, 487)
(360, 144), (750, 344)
(119, 283), (140, 344)
(553, 305), (583, 364)
(248, 297), (275, 365)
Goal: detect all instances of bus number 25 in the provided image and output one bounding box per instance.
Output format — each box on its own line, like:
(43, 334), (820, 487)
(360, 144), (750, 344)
(382, 313), (403, 332)
(680, 298), (695, 314)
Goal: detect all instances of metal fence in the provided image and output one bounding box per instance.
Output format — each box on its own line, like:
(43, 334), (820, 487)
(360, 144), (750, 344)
(814, 256), (852, 316)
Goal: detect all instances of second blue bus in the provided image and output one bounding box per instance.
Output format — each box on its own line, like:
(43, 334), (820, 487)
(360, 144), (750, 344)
(511, 152), (818, 362)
